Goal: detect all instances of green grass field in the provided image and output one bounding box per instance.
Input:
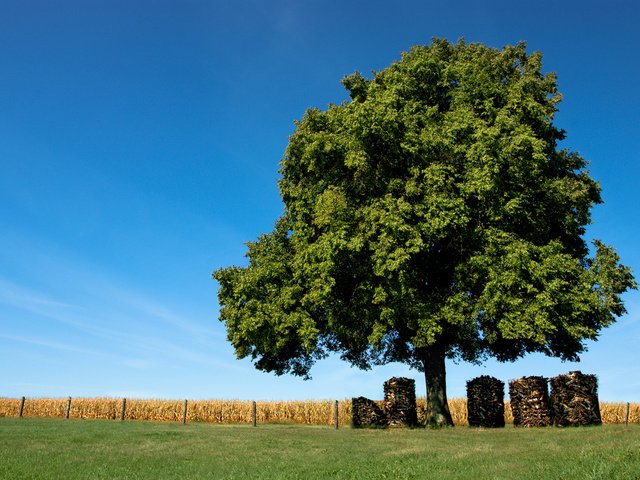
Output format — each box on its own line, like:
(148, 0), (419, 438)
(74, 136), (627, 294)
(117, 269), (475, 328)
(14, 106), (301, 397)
(1, 418), (639, 479)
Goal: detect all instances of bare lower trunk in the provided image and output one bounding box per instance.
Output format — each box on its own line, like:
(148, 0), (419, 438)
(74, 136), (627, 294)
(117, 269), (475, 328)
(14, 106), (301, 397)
(423, 345), (454, 427)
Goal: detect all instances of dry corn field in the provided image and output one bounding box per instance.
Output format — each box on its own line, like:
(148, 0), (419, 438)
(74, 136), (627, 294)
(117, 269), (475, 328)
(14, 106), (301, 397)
(0, 397), (637, 425)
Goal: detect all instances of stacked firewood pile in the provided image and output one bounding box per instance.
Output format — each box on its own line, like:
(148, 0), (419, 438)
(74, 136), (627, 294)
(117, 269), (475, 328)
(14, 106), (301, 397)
(383, 377), (418, 427)
(351, 397), (387, 428)
(466, 375), (505, 428)
(550, 371), (602, 426)
(509, 376), (552, 427)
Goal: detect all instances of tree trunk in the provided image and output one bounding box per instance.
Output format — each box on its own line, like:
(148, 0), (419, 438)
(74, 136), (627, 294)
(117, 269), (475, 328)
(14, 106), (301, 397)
(423, 345), (454, 427)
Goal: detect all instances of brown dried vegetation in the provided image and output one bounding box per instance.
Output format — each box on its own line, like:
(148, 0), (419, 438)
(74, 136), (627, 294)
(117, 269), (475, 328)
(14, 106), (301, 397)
(0, 397), (636, 425)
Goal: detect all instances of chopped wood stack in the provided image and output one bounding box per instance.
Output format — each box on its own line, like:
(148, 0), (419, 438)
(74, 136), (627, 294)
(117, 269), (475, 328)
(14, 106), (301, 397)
(466, 375), (505, 428)
(508, 376), (551, 427)
(351, 397), (387, 428)
(550, 371), (602, 427)
(383, 377), (417, 427)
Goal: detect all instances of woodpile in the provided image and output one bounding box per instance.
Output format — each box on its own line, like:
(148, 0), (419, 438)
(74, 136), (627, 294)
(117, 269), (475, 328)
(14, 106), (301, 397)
(550, 371), (602, 426)
(508, 376), (551, 427)
(351, 397), (387, 428)
(466, 376), (505, 428)
(383, 377), (417, 427)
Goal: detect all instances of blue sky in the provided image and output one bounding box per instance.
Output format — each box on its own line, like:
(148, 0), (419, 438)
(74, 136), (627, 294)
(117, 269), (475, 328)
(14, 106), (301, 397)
(1, 0), (639, 403)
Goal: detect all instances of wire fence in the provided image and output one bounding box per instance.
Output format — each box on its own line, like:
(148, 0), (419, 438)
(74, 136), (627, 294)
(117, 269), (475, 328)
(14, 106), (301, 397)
(1, 397), (638, 426)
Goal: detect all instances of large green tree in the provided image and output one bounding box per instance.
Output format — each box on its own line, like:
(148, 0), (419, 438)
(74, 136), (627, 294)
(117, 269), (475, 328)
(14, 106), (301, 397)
(214, 39), (635, 426)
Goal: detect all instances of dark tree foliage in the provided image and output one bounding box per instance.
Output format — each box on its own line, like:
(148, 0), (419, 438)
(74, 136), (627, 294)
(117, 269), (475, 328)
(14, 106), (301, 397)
(214, 39), (635, 426)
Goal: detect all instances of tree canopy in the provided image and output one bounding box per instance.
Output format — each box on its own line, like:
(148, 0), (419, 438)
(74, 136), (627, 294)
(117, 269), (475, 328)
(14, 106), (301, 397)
(213, 39), (635, 426)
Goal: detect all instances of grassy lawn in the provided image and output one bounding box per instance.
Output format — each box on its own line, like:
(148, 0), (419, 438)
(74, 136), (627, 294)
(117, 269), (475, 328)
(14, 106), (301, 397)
(1, 418), (639, 479)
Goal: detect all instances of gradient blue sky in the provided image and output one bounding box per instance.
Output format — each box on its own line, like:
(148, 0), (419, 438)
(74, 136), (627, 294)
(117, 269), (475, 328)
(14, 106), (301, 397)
(1, 0), (639, 402)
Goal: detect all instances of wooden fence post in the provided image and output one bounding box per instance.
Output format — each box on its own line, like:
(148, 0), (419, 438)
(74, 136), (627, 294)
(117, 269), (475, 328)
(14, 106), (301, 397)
(252, 401), (257, 427)
(334, 400), (339, 429)
(625, 402), (630, 426)
(182, 400), (188, 425)
(19, 396), (25, 418)
(65, 397), (72, 419)
(121, 398), (127, 421)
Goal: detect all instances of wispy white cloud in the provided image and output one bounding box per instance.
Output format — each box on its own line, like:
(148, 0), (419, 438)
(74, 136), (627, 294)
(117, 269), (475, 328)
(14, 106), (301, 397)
(0, 233), (224, 345)
(0, 332), (110, 358)
(93, 283), (224, 340)
(0, 279), (242, 374)
(0, 278), (134, 346)
(0, 228), (257, 399)
(0, 330), (237, 376)
(0, 276), (84, 315)
(0, 266), (225, 359)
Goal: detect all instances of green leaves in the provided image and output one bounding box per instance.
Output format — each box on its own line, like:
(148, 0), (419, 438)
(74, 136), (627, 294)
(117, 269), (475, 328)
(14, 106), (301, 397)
(213, 39), (635, 380)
